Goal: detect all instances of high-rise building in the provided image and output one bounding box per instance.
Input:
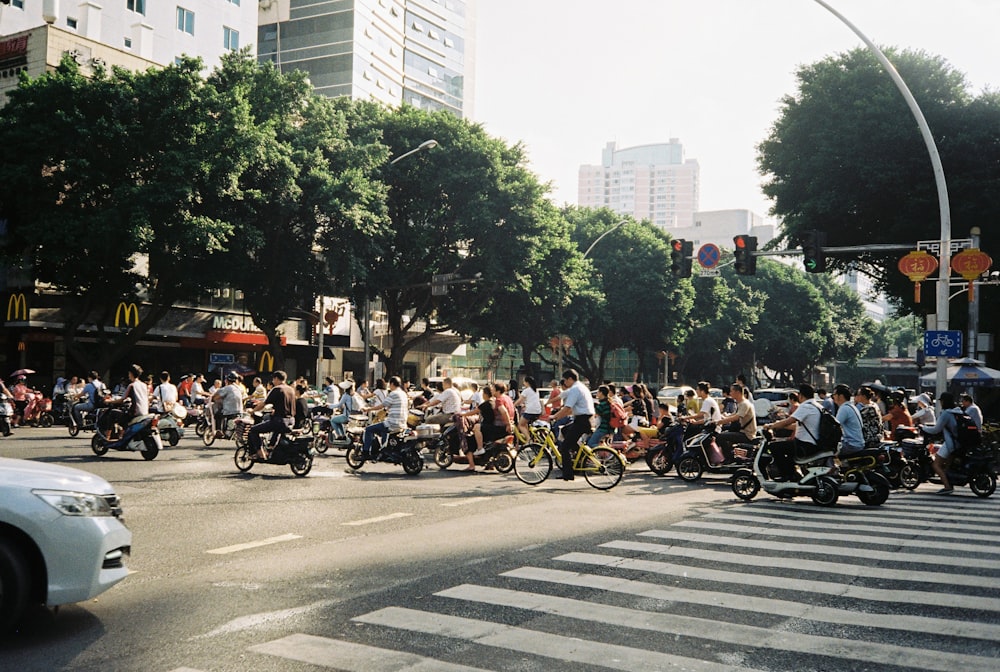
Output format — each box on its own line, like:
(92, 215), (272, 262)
(578, 139), (700, 229)
(258, 0), (476, 117)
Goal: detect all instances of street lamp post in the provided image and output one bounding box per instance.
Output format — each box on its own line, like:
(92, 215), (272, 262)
(583, 219), (627, 259)
(363, 139), (441, 383)
(812, 0), (952, 399)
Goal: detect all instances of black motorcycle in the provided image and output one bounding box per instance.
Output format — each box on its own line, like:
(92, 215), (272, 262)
(431, 422), (515, 472)
(345, 427), (425, 475)
(675, 423), (759, 482)
(903, 434), (996, 497)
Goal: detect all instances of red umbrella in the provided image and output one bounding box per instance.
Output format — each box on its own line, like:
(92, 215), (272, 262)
(9, 368), (35, 378)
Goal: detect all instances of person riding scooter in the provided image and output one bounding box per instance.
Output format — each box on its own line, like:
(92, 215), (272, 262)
(248, 370), (296, 461)
(102, 364), (150, 437)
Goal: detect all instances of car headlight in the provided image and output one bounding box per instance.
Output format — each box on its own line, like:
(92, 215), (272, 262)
(33, 490), (115, 517)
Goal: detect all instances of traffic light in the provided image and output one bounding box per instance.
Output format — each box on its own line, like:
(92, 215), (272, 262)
(670, 239), (685, 277)
(733, 235), (757, 275)
(671, 239), (692, 278)
(802, 230), (827, 273)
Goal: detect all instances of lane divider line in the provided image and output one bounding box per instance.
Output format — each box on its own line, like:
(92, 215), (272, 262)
(206, 533), (302, 555)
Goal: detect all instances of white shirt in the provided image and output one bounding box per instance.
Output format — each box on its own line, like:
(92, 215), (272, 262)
(127, 379), (149, 417)
(698, 396), (721, 423)
(791, 400), (822, 445)
(520, 387), (542, 415)
(439, 387), (462, 415)
(153, 382), (178, 412)
(560, 381), (595, 416)
(324, 383), (341, 406)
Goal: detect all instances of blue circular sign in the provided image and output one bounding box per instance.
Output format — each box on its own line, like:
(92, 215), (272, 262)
(697, 243), (721, 269)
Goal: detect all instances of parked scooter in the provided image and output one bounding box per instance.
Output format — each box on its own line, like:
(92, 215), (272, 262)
(90, 409), (164, 460)
(431, 421), (515, 472)
(233, 426), (315, 477)
(345, 427), (425, 475)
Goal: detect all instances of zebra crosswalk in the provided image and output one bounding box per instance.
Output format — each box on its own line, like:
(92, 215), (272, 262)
(216, 491), (1000, 670)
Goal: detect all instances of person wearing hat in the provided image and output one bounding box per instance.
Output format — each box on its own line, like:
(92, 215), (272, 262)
(212, 372), (247, 437)
(911, 393), (936, 427)
(177, 374), (194, 407)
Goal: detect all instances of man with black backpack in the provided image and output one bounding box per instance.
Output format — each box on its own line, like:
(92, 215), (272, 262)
(920, 391), (978, 495)
(763, 383), (834, 481)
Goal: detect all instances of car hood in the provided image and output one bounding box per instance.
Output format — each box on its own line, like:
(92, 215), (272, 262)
(0, 457), (115, 495)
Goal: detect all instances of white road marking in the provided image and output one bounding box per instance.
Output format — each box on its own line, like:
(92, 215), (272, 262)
(501, 566), (1000, 642)
(308, 470), (347, 478)
(436, 583), (997, 672)
(193, 599), (340, 639)
(251, 633), (490, 671)
(638, 529), (1000, 570)
(341, 512), (413, 526)
(206, 533), (302, 555)
(354, 606), (762, 672)
(440, 497), (491, 507)
(601, 539), (988, 588)
(556, 551), (1000, 612)
(715, 505), (999, 531)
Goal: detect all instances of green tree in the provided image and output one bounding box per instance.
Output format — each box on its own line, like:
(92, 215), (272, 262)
(0, 55), (248, 373)
(207, 55), (386, 370)
(341, 104), (556, 378)
(757, 47), (1000, 344)
(561, 208), (694, 383)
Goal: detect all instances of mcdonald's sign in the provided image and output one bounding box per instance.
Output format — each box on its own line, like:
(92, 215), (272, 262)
(6, 293), (27, 322)
(259, 351), (274, 372)
(114, 302), (139, 328)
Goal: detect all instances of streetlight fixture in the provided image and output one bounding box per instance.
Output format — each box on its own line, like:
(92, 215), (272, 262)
(389, 139), (439, 165)
(583, 219), (627, 259)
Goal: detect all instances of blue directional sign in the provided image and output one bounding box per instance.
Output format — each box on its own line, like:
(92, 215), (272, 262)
(209, 353), (235, 365)
(697, 243), (721, 269)
(923, 330), (963, 357)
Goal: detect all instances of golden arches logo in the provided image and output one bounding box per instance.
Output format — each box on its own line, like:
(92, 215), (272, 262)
(114, 302), (139, 328)
(6, 293), (27, 321)
(259, 351), (274, 372)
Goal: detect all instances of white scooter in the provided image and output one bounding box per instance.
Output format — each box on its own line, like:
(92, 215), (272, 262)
(157, 403), (187, 447)
(731, 429), (841, 506)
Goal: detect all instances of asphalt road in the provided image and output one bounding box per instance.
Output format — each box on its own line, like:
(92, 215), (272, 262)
(1, 426), (998, 672)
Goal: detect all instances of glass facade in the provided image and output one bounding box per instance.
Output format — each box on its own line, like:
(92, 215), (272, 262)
(258, 0), (472, 116)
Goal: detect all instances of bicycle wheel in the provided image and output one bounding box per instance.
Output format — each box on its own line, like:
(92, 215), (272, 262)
(513, 443), (552, 485)
(582, 447), (625, 490)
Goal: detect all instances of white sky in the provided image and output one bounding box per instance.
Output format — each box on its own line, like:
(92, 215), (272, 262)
(473, 0), (1000, 223)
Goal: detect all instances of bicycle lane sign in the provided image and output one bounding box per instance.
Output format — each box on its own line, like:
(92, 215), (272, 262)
(924, 330), (963, 357)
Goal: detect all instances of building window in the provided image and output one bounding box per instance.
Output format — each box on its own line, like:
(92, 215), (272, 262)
(124, 36), (133, 48)
(176, 7), (195, 35)
(127, 0), (145, 15)
(223, 26), (239, 51)
(227, 0), (240, 5)
(66, 17), (78, 29)
(12, 0), (25, 8)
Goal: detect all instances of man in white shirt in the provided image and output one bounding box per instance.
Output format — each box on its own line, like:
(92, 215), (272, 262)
(423, 377), (463, 427)
(549, 369), (595, 481)
(763, 384), (824, 481)
(212, 372), (247, 435)
(152, 371), (179, 414)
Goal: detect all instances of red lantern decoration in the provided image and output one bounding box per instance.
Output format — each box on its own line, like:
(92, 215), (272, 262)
(897, 251), (938, 303)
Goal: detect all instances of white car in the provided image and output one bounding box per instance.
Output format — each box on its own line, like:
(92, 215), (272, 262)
(0, 458), (131, 630)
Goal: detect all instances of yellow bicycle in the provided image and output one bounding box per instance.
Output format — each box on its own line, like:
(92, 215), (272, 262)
(513, 421), (625, 490)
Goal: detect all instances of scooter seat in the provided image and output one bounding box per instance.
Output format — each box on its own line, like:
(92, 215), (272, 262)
(794, 450), (835, 464)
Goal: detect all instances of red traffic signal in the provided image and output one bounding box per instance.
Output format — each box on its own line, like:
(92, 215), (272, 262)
(733, 235), (757, 275)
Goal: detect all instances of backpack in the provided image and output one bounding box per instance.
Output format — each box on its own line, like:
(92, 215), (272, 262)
(858, 403), (883, 449)
(802, 401), (842, 452)
(609, 397), (628, 429)
(950, 410), (982, 450)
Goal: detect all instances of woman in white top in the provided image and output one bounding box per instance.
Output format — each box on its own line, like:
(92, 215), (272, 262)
(515, 376), (543, 434)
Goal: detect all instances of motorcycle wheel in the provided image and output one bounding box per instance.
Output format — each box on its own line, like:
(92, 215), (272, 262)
(202, 427), (216, 447)
(141, 437), (159, 461)
(91, 434), (109, 456)
(0, 418), (10, 437)
(290, 452), (313, 477)
(645, 449), (674, 476)
(312, 434), (329, 454)
(68, 423), (79, 437)
(39, 413), (54, 428)
(731, 469), (760, 501)
(583, 447), (625, 490)
(856, 472), (891, 506)
(234, 431), (247, 449)
(166, 429), (180, 447)
(493, 450), (514, 474)
(900, 462), (921, 490)
(513, 443), (552, 486)
(811, 476), (839, 507)
(970, 471), (996, 498)
(676, 455), (704, 482)
(234, 446), (254, 472)
(194, 419), (207, 438)
(345, 445), (365, 470)
(401, 451), (424, 476)
(434, 443), (454, 469)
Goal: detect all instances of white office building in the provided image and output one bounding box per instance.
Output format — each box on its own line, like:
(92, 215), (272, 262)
(258, 0), (476, 117)
(578, 139), (700, 230)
